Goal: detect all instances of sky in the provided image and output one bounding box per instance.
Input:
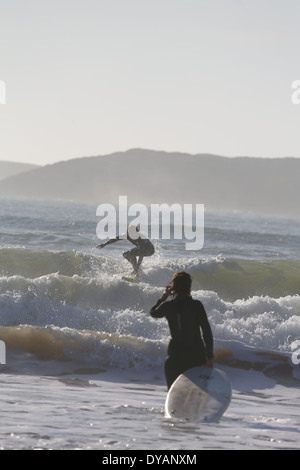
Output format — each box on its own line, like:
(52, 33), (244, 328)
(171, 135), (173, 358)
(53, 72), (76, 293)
(1, 0), (300, 165)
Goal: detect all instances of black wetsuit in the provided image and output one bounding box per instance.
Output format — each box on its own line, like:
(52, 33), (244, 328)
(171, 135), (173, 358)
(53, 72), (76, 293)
(123, 233), (154, 259)
(150, 294), (214, 389)
(100, 233), (154, 267)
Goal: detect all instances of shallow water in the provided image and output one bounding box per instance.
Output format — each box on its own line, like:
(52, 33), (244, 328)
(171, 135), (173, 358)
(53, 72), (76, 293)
(1, 365), (300, 450)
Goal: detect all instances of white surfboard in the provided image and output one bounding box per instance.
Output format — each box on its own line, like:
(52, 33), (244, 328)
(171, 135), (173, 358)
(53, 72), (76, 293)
(165, 366), (232, 423)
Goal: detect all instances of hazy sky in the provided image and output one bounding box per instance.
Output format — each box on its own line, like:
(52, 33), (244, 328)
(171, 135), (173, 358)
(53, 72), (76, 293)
(1, 0), (300, 165)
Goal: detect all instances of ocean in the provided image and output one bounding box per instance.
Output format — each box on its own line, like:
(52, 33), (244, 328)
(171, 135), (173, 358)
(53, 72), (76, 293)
(1, 197), (300, 451)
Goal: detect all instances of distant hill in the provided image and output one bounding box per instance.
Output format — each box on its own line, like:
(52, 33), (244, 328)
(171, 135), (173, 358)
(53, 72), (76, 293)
(0, 161), (39, 181)
(0, 149), (299, 216)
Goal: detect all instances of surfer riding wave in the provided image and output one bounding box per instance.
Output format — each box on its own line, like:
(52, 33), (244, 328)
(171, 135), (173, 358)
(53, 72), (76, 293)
(96, 225), (155, 275)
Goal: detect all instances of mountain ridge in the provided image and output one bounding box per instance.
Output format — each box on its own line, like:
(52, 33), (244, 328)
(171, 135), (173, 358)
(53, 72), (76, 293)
(0, 149), (299, 216)
(0, 161), (39, 181)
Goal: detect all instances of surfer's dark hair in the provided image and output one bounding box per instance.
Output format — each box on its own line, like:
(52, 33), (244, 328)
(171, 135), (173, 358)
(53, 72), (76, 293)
(171, 271), (192, 295)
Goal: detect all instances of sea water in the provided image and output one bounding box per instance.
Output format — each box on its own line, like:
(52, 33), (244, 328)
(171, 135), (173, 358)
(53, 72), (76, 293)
(1, 197), (300, 451)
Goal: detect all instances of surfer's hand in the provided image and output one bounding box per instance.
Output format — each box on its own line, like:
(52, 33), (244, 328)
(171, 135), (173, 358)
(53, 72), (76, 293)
(96, 243), (105, 249)
(160, 285), (173, 302)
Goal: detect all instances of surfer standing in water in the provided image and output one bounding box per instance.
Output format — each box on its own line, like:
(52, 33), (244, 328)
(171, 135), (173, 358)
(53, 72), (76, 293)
(96, 225), (154, 275)
(150, 271), (214, 390)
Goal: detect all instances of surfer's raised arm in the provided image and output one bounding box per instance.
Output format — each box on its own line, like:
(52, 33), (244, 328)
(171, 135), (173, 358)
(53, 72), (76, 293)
(96, 236), (120, 249)
(150, 285), (174, 318)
